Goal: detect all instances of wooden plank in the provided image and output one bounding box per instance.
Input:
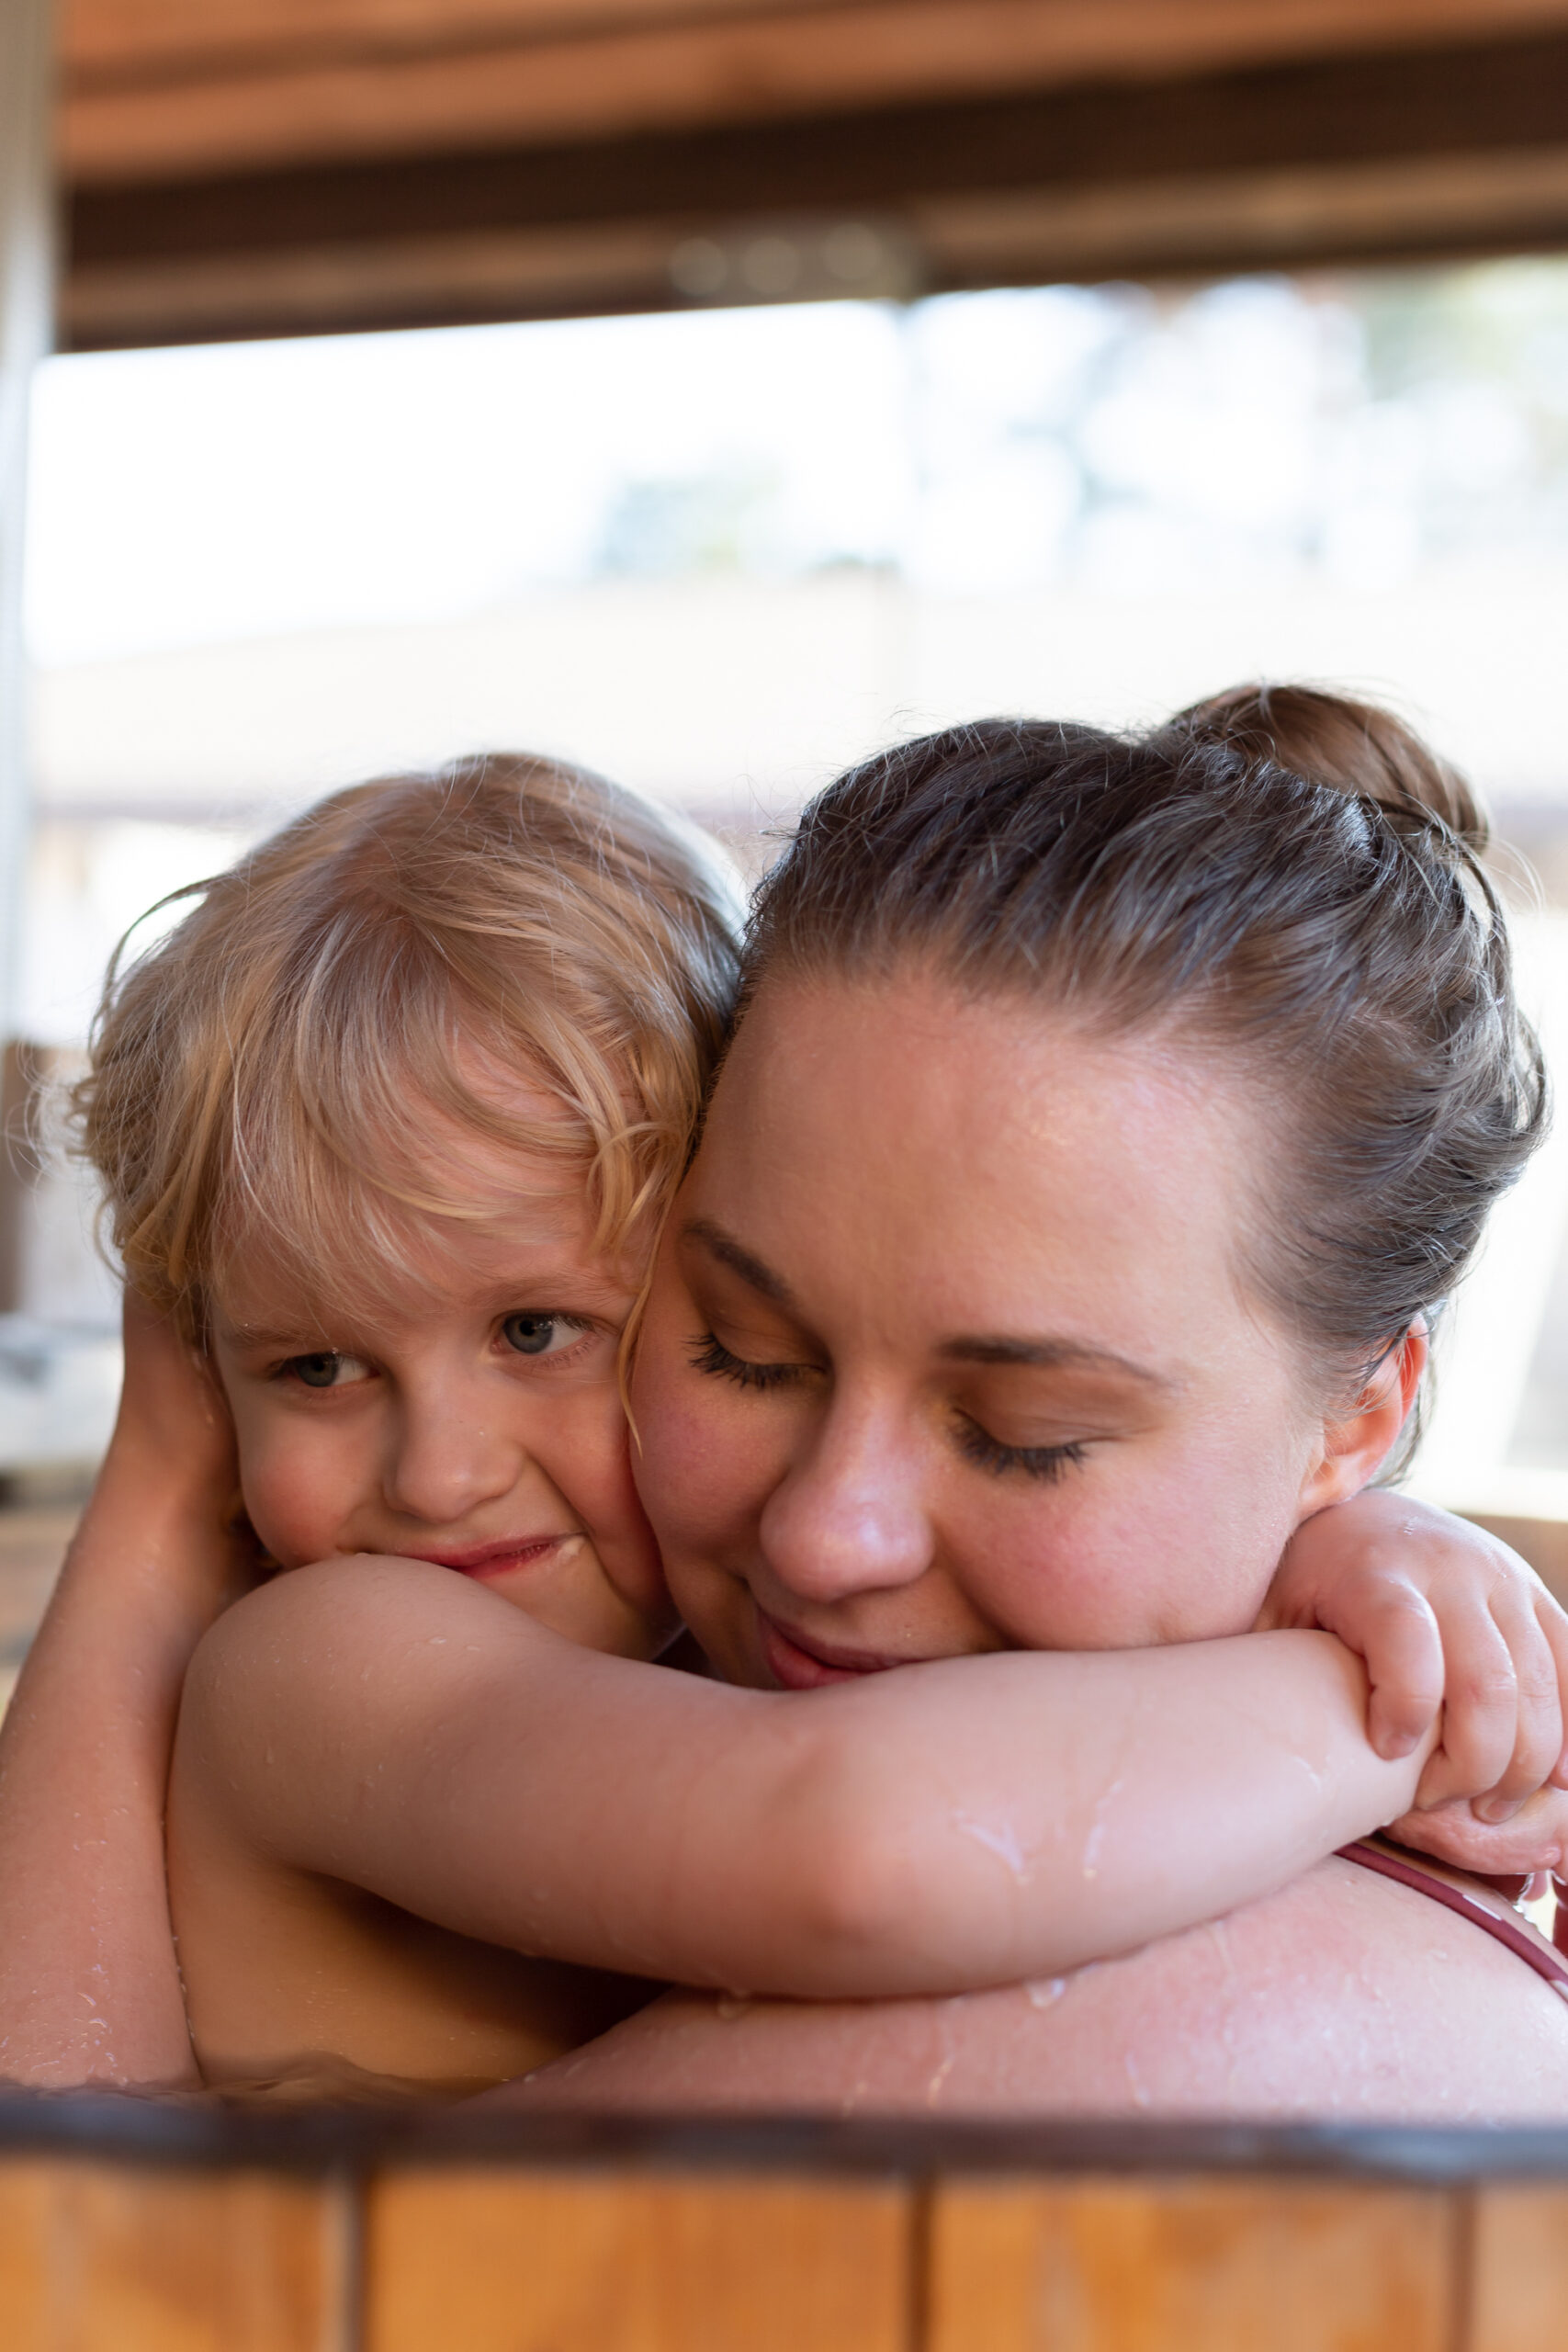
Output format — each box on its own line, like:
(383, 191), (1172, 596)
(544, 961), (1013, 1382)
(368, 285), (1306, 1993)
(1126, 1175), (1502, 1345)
(65, 140), (1568, 353)
(919, 146), (1568, 288)
(66, 29), (1568, 264)
(926, 2177), (1457, 2352)
(56, 0), (1568, 187)
(57, 24), (1568, 346)
(1471, 2188), (1568, 2352)
(364, 2165), (911, 2352)
(62, 0), (824, 79)
(0, 2158), (349, 2352)
(59, 0), (1568, 89)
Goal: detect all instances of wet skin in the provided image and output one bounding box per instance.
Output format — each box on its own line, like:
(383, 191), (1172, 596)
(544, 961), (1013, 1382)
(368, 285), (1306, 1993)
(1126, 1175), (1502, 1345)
(509, 970), (1568, 2117)
(173, 1120), (674, 2094)
(209, 1168), (668, 1657)
(634, 972), (1364, 1681)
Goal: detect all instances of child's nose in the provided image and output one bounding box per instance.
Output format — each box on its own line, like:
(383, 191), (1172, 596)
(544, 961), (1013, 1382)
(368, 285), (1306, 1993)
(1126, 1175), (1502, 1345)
(383, 1389), (523, 1526)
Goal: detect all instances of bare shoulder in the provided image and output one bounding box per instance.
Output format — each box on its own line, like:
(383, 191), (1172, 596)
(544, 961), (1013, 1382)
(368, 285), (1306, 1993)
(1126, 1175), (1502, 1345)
(198, 1551), (522, 1661)
(502, 1858), (1568, 2120)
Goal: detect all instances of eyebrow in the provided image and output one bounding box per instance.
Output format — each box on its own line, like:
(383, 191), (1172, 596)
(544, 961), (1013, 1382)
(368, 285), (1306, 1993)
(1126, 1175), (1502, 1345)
(217, 1322), (333, 1351)
(682, 1218), (798, 1309)
(938, 1335), (1177, 1390)
(684, 1220), (1177, 1389)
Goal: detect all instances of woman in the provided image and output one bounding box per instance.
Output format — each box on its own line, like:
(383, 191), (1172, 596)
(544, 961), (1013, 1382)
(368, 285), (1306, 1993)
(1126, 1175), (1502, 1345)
(504, 700), (1568, 2114)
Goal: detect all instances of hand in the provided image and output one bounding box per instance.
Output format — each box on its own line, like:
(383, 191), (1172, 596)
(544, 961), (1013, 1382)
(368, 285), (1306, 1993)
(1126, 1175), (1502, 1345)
(1384, 1785), (1568, 1880)
(85, 1289), (261, 1611)
(112, 1288), (235, 1487)
(1259, 1490), (1568, 1822)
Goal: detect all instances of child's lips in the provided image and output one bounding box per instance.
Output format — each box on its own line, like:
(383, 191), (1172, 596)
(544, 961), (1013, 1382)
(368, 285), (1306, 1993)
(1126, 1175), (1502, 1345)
(412, 1534), (581, 1582)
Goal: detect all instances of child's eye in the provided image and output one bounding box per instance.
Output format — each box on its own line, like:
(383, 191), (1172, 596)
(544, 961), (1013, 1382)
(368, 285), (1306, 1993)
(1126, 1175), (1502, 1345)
(282, 1351), (372, 1390)
(502, 1312), (589, 1359)
(688, 1330), (812, 1393)
(955, 1417), (1088, 1483)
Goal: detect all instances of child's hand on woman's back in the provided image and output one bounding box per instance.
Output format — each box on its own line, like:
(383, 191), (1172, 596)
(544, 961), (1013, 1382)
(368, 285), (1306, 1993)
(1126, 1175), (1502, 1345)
(1260, 1491), (1568, 1869)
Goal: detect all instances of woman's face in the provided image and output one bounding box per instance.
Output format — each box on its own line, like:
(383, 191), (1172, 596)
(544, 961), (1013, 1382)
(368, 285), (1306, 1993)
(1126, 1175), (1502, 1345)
(632, 970), (1373, 1690)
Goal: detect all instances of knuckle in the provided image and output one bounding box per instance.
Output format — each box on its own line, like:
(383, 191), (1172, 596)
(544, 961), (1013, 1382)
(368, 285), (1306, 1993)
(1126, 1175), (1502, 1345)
(1452, 1664), (1517, 1712)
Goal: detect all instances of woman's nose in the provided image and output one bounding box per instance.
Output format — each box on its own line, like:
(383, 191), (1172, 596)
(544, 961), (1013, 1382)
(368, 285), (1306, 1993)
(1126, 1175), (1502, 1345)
(758, 1406), (933, 1601)
(383, 1384), (522, 1527)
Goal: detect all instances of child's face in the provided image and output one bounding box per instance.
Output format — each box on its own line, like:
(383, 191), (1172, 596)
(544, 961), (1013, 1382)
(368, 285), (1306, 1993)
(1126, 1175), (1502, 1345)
(208, 1150), (671, 1661)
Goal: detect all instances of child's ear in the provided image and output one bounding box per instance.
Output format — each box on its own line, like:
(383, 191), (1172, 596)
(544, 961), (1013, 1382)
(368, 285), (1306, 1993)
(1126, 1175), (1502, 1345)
(1298, 1319), (1429, 1515)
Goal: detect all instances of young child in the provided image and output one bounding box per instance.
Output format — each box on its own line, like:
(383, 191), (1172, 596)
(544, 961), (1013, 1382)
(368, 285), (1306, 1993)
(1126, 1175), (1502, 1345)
(1, 729), (1563, 2099)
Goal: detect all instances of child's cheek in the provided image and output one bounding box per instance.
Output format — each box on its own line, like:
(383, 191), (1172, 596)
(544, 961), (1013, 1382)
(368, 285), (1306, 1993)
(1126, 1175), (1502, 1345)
(234, 1415), (349, 1572)
(586, 1428), (668, 1626)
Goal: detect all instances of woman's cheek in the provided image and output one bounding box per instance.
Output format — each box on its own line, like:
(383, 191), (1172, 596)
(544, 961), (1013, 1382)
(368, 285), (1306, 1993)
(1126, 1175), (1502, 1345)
(630, 1374), (738, 1555)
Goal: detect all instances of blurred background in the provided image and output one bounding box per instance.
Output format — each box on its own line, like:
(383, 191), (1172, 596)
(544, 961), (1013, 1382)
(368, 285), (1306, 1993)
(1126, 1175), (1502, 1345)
(8, 1), (1568, 1696)
(20, 267), (1568, 1513)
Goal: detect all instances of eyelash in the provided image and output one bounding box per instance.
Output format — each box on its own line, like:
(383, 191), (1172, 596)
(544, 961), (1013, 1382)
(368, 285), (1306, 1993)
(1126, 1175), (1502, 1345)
(692, 1331), (1089, 1482)
(954, 1420), (1088, 1483)
(688, 1330), (808, 1392)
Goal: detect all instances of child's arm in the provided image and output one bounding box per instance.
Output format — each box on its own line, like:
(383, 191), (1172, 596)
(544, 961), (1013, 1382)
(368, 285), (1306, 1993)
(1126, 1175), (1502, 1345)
(174, 1553), (1442, 2001)
(0, 1297), (252, 2088)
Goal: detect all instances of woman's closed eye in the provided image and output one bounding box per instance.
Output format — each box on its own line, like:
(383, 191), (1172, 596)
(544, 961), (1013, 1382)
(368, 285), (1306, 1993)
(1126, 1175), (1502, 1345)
(689, 1329), (818, 1393)
(278, 1350), (374, 1391)
(954, 1414), (1088, 1482)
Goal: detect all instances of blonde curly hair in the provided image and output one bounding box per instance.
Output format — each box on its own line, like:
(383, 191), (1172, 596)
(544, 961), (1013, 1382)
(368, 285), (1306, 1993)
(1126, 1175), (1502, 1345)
(77, 752), (743, 1340)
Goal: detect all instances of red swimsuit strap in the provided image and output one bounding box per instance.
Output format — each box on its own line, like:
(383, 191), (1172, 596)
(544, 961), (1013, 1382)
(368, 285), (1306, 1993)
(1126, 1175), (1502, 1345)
(1337, 1837), (1568, 1996)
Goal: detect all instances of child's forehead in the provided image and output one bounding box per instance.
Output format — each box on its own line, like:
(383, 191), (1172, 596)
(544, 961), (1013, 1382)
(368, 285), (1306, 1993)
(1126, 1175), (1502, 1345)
(212, 1175), (627, 1342)
(209, 1047), (647, 1339)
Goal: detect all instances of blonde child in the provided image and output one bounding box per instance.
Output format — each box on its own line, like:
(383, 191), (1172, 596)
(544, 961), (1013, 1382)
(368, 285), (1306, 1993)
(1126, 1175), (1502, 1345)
(1, 731), (1564, 2099)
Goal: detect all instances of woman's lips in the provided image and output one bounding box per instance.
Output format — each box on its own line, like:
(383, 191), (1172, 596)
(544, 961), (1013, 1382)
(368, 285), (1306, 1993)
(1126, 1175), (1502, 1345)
(757, 1610), (903, 1690)
(412, 1534), (581, 1584)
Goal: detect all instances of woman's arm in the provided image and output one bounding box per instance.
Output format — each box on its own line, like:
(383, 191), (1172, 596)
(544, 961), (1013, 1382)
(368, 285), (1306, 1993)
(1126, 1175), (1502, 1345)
(174, 1553), (1438, 2000)
(0, 1298), (250, 2088)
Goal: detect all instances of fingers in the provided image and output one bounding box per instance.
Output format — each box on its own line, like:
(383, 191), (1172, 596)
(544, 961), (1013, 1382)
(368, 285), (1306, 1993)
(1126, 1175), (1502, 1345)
(1388, 1789), (1568, 1878)
(1433, 1604), (1519, 1813)
(1360, 1589), (1444, 1759)
(1480, 1590), (1566, 1814)
(1540, 1597), (1568, 1790)
(1431, 1591), (1560, 1820)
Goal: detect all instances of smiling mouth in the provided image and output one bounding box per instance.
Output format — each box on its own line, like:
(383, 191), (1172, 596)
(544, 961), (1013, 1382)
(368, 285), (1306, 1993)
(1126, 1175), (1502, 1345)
(411, 1534), (582, 1583)
(757, 1610), (912, 1690)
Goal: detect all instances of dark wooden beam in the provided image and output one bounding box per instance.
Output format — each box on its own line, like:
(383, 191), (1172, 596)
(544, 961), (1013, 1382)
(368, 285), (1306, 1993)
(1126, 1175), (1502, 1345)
(62, 27), (1568, 348)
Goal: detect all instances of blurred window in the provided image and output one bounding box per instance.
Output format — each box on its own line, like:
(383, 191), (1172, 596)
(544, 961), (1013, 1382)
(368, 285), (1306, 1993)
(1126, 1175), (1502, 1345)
(21, 261), (1568, 1504)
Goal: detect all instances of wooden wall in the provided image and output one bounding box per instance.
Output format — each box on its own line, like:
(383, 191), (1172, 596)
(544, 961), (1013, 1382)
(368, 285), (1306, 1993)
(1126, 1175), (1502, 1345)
(4, 2109), (1568, 2351)
(51, 1), (1568, 349)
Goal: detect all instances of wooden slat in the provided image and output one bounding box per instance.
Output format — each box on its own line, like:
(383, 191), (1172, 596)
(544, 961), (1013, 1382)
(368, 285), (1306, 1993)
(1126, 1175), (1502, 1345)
(62, 0), (823, 78)
(925, 2177), (1457, 2352)
(60, 0), (1568, 86)
(58, 22), (1568, 348)
(56, 0), (1568, 187)
(364, 2166), (911, 2352)
(0, 2158), (349, 2352)
(1471, 2188), (1568, 2352)
(919, 145), (1568, 286)
(64, 141), (1568, 354)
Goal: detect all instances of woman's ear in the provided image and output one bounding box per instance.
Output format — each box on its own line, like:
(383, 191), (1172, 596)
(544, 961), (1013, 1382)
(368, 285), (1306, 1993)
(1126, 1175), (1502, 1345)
(1297, 1318), (1429, 1515)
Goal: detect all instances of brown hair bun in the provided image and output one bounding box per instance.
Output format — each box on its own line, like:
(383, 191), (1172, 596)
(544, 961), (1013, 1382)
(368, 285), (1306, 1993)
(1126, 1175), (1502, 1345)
(1168, 681), (1487, 852)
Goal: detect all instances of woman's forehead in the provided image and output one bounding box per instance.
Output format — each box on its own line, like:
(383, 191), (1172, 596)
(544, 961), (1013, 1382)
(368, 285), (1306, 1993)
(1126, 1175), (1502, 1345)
(695, 972), (1262, 1344)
